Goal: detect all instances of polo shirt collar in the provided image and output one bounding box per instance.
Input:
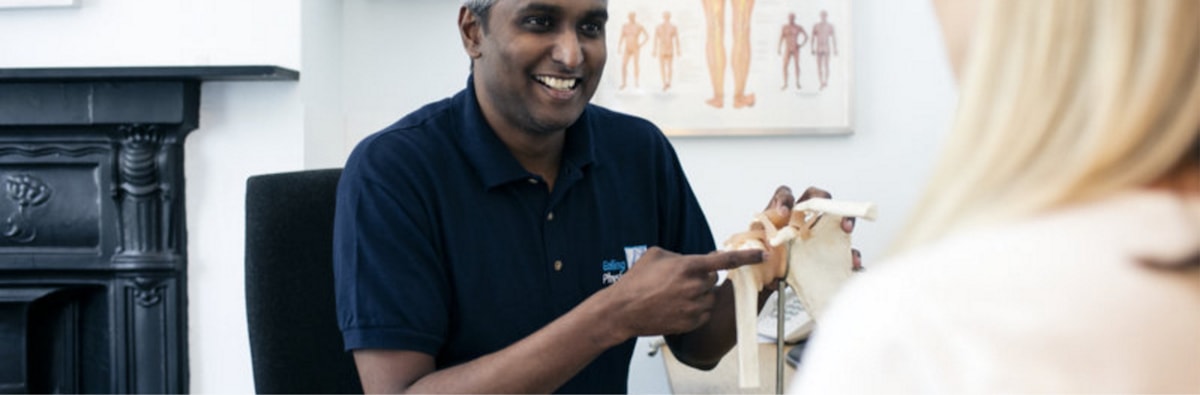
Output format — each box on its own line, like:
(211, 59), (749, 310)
(455, 75), (597, 190)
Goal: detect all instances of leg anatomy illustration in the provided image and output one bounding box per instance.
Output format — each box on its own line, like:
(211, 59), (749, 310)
(702, 0), (757, 108)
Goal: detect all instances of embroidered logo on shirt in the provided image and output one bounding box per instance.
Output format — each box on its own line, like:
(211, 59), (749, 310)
(601, 259), (626, 285)
(624, 245), (647, 268)
(601, 245), (648, 285)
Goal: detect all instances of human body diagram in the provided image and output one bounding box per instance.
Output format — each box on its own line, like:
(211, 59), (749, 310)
(653, 12), (681, 91)
(698, 2), (840, 107)
(596, 3), (849, 132)
(778, 13), (808, 90)
(811, 10), (838, 90)
(618, 12), (650, 90)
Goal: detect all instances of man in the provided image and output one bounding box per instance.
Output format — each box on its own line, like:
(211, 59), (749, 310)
(652, 11), (681, 91)
(333, 0), (785, 393)
(778, 12), (808, 90)
(617, 11), (648, 90)
(811, 10), (838, 90)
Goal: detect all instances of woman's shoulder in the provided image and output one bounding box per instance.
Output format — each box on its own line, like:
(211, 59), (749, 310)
(832, 190), (1200, 334)
(802, 190), (1200, 391)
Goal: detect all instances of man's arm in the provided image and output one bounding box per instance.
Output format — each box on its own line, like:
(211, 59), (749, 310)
(353, 289), (628, 394)
(831, 27), (838, 55)
(652, 30), (660, 56)
(353, 248), (766, 393)
(778, 28), (786, 55)
(812, 25), (819, 55)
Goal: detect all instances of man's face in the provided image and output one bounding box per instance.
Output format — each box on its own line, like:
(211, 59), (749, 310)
(465, 0), (609, 136)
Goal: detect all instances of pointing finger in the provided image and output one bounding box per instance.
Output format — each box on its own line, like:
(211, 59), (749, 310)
(694, 249), (766, 273)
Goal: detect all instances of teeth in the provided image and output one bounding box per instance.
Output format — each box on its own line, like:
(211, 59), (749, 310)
(537, 76), (577, 91)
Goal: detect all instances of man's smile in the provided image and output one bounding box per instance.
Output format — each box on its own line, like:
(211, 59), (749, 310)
(534, 75), (580, 92)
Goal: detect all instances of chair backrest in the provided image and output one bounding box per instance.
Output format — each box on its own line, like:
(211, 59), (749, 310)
(244, 168), (362, 394)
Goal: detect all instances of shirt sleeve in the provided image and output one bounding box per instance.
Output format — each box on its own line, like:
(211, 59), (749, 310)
(333, 132), (449, 355)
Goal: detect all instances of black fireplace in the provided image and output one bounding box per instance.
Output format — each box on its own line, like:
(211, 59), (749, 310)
(0, 66), (298, 394)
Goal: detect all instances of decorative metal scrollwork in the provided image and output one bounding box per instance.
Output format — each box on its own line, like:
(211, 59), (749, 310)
(4, 174), (52, 243)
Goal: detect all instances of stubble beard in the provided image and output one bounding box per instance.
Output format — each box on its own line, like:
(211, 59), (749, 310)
(519, 81), (597, 137)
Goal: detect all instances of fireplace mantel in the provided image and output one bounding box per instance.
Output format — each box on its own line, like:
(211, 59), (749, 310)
(0, 65), (298, 82)
(0, 65), (299, 126)
(0, 65), (298, 394)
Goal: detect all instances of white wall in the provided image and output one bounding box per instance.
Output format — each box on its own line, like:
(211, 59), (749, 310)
(0, 0), (955, 393)
(301, 0), (347, 169)
(186, 81), (305, 393)
(0, 0), (300, 68)
(340, 0), (470, 142)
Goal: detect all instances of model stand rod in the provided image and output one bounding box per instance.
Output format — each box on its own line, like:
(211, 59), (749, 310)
(776, 279), (786, 395)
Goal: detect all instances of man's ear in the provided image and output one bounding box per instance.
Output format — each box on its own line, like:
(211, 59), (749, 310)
(459, 7), (484, 60)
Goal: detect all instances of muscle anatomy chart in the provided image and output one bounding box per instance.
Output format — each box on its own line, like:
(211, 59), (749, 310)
(594, 0), (852, 136)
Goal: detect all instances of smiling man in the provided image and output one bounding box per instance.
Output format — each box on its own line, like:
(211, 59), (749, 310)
(332, 0), (770, 393)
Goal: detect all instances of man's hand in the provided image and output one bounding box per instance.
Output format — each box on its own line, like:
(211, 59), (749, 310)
(602, 247), (765, 338)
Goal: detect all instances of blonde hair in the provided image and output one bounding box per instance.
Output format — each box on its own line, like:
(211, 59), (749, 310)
(892, 0), (1200, 253)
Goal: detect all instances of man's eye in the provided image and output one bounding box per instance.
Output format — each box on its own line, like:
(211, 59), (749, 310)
(580, 23), (604, 36)
(523, 16), (552, 29)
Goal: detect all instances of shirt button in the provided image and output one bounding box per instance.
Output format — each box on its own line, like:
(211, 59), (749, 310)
(528, 178), (538, 184)
(547, 212), (555, 221)
(553, 260), (563, 271)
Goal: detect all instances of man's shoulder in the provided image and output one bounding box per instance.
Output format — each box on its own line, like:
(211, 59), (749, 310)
(349, 96), (459, 160)
(387, 96), (459, 134)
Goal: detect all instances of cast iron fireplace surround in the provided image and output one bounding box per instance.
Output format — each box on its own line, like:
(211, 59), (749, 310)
(0, 66), (297, 393)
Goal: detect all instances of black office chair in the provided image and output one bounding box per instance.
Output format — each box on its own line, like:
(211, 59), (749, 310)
(245, 168), (363, 394)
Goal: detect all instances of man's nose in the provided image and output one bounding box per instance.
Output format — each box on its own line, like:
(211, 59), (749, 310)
(552, 31), (584, 68)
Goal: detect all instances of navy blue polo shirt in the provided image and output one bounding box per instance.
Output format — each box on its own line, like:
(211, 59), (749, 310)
(333, 76), (715, 394)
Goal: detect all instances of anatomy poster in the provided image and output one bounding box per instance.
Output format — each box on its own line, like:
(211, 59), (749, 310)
(593, 0), (853, 136)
